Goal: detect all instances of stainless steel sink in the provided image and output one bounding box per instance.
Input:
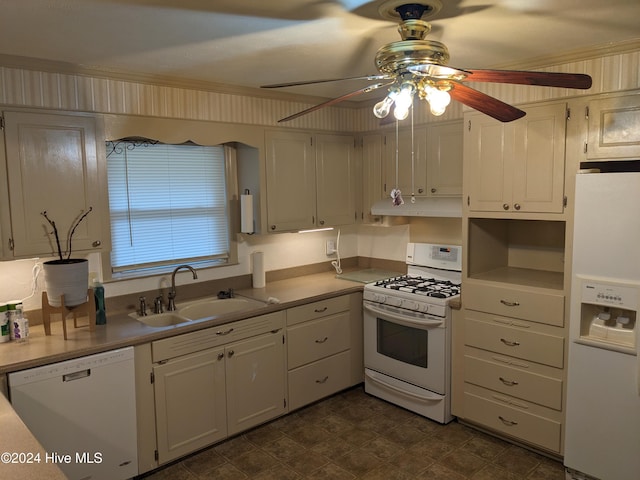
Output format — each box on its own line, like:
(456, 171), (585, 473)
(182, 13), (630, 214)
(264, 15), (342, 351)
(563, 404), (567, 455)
(179, 297), (265, 320)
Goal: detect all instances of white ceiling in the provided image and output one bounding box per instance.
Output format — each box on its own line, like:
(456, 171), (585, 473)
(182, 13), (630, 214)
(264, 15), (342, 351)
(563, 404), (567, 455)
(1, 0), (640, 102)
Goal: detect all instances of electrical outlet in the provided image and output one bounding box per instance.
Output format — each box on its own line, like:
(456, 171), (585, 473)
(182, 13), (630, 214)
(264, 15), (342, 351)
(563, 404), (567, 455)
(326, 240), (336, 255)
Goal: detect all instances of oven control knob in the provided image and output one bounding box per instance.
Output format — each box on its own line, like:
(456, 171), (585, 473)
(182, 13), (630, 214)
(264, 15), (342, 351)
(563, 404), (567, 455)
(402, 299), (418, 311)
(419, 303), (431, 313)
(373, 293), (387, 303)
(387, 297), (403, 307)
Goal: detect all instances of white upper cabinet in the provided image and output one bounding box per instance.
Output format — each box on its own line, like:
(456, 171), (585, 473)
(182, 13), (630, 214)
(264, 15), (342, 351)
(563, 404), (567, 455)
(587, 93), (640, 161)
(0, 110), (107, 259)
(465, 102), (567, 215)
(265, 130), (356, 232)
(427, 120), (463, 197)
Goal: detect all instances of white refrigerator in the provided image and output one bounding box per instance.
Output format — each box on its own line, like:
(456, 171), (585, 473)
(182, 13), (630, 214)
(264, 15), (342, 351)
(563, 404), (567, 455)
(565, 172), (640, 480)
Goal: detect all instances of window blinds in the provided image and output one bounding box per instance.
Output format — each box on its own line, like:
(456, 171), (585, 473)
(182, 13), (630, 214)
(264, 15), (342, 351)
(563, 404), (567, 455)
(106, 141), (230, 274)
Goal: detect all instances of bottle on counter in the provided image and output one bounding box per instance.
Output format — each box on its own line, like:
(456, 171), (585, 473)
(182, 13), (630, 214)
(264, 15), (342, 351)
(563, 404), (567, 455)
(0, 303), (9, 343)
(94, 280), (106, 325)
(10, 303), (28, 343)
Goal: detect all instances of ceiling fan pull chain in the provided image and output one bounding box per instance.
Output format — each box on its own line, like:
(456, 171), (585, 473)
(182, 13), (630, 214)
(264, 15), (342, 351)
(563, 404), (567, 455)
(411, 104), (416, 204)
(391, 119), (404, 206)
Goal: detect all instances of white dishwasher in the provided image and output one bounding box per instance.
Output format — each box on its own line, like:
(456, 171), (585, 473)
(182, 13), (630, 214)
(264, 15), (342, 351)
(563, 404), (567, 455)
(8, 347), (138, 480)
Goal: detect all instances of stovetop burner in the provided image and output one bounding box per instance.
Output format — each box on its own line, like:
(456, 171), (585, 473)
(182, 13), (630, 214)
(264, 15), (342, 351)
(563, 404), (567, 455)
(373, 275), (461, 299)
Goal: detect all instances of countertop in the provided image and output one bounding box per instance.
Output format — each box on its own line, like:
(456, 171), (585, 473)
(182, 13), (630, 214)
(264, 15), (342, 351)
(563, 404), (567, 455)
(0, 271), (362, 480)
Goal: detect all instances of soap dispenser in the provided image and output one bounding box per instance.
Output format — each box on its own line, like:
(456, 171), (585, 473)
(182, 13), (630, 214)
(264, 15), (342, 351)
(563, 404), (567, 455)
(93, 278), (107, 325)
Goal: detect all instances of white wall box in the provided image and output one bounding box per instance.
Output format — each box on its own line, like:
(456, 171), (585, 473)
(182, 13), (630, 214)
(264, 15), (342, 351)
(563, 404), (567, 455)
(586, 92), (640, 160)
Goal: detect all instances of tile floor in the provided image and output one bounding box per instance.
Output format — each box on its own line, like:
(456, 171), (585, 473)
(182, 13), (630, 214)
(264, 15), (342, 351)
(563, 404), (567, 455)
(139, 385), (565, 480)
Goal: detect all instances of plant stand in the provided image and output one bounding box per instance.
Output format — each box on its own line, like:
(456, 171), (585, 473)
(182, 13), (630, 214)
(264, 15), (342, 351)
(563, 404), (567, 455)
(42, 289), (96, 340)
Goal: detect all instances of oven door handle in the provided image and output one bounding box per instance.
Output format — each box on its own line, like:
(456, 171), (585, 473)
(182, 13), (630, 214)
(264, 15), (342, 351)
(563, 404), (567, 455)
(365, 370), (443, 402)
(364, 303), (443, 328)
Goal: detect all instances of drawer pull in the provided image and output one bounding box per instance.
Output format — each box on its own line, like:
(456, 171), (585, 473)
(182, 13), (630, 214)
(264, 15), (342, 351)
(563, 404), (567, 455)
(499, 377), (519, 386)
(217, 353), (224, 361)
(498, 416), (518, 426)
(216, 328), (234, 336)
(316, 376), (329, 384)
(500, 299), (520, 307)
(314, 307), (328, 313)
(315, 336), (329, 344)
(500, 338), (520, 347)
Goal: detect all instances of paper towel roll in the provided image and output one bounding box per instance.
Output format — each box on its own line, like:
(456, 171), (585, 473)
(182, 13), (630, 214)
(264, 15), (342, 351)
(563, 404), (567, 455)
(252, 251), (265, 288)
(240, 193), (254, 234)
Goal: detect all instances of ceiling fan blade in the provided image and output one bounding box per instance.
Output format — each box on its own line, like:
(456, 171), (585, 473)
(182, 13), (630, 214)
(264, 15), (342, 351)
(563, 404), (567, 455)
(465, 69), (592, 89)
(261, 74), (391, 89)
(449, 83), (526, 123)
(277, 82), (393, 122)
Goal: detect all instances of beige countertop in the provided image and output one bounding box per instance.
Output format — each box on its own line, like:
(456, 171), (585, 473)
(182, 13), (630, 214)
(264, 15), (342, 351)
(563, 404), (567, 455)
(0, 271), (362, 480)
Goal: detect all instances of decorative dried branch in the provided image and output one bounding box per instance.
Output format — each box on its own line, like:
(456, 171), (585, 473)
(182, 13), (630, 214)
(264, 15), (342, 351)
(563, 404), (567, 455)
(41, 207), (93, 261)
(41, 210), (63, 261)
(66, 207), (93, 259)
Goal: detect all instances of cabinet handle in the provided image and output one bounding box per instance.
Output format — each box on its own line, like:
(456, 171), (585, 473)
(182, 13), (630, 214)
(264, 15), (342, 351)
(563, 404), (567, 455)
(314, 307), (328, 313)
(270, 225), (276, 230)
(503, 203), (510, 210)
(227, 350), (234, 358)
(319, 220), (325, 225)
(92, 240), (102, 247)
(499, 377), (519, 386)
(498, 416), (518, 426)
(500, 299), (520, 307)
(315, 376), (329, 384)
(500, 338), (521, 347)
(216, 327), (234, 336)
(430, 188), (436, 193)
(514, 203), (521, 210)
(217, 353), (224, 361)
(418, 188), (424, 194)
(315, 336), (328, 344)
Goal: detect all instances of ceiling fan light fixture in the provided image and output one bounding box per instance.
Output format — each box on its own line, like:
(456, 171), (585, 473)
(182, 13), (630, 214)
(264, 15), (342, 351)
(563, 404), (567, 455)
(425, 86), (450, 116)
(373, 92), (397, 118)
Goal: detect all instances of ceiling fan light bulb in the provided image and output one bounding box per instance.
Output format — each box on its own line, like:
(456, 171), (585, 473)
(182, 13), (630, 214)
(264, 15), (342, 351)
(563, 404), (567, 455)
(373, 96), (394, 118)
(394, 105), (410, 120)
(429, 103), (447, 116)
(427, 88), (451, 109)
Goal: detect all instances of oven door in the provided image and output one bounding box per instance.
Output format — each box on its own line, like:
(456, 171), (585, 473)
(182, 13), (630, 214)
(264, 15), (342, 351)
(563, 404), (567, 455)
(364, 300), (447, 394)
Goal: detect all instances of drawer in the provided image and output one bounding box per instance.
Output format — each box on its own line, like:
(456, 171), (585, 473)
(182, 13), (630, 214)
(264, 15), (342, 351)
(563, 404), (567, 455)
(464, 354), (563, 410)
(464, 314), (564, 368)
(288, 350), (352, 411)
(464, 390), (562, 453)
(152, 311), (285, 362)
(464, 283), (564, 327)
(287, 295), (350, 326)
(287, 312), (351, 369)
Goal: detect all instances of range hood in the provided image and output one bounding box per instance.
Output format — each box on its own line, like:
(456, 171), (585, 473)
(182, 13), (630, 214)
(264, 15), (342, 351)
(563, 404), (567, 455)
(370, 196), (462, 217)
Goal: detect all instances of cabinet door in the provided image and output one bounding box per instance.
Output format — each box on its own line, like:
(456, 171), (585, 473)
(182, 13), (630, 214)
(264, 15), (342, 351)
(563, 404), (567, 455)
(225, 331), (286, 436)
(587, 93), (640, 160)
(2, 110), (105, 258)
(512, 103), (567, 213)
(361, 133), (384, 222)
(265, 130), (316, 232)
(383, 126), (427, 197)
(465, 103), (566, 214)
(465, 113), (513, 212)
(316, 134), (356, 227)
(427, 120), (463, 197)
(154, 347), (227, 464)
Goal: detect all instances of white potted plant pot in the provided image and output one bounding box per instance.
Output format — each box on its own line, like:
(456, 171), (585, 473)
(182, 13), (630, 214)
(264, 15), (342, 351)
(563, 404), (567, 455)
(43, 258), (89, 307)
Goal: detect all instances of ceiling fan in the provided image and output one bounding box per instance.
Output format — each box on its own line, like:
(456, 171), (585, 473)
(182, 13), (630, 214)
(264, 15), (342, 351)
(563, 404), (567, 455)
(261, 0), (592, 123)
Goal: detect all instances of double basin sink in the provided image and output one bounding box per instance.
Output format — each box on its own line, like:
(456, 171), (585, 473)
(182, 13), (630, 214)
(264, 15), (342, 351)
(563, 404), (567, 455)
(130, 296), (266, 327)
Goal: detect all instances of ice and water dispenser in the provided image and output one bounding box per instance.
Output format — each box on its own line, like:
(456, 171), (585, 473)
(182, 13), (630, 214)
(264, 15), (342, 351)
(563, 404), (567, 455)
(576, 277), (638, 353)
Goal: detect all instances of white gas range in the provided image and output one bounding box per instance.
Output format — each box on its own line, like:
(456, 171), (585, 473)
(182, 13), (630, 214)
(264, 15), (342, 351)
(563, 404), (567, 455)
(363, 242), (461, 424)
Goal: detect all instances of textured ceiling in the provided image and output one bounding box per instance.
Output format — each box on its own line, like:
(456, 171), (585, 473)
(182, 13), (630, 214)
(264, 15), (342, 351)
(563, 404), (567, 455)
(1, 0), (639, 101)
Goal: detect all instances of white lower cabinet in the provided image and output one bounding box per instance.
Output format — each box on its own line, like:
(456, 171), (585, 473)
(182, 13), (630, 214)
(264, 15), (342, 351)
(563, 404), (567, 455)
(286, 293), (363, 411)
(151, 312), (286, 465)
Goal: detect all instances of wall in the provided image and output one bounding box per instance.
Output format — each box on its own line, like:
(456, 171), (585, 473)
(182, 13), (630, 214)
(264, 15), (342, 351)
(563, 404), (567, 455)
(1, 46), (639, 311)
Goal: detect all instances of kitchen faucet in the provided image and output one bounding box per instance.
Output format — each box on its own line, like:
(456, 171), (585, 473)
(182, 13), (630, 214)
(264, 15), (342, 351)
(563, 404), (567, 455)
(167, 265), (198, 311)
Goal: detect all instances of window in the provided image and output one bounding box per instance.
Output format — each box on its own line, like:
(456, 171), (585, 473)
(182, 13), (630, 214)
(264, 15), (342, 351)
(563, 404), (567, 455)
(106, 139), (232, 277)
